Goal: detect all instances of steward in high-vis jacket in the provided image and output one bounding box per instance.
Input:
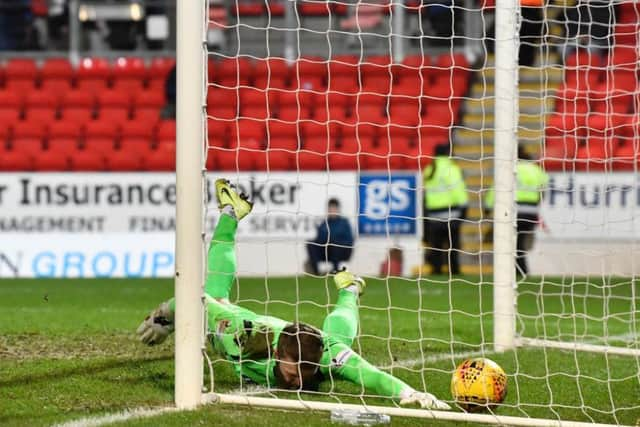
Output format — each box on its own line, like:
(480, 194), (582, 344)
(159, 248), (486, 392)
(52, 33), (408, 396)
(422, 143), (468, 275)
(485, 146), (549, 275)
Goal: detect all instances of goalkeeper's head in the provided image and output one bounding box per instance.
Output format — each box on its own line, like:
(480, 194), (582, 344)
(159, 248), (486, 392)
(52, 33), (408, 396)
(274, 322), (324, 391)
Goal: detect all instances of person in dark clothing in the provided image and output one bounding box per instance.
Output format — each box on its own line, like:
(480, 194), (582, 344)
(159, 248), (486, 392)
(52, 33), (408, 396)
(161, 64), (176, 119)
(519, 4), (543, 67)
(0, 0), (34, 50)
(305, 198), (354, 275)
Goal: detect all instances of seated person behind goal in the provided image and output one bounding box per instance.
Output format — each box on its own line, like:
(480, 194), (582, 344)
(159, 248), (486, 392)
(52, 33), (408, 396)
(305, 198), (354, 275)
(137, 179), (450, 410)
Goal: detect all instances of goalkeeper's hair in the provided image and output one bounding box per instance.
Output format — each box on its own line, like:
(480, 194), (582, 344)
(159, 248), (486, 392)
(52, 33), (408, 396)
(277, 322), (323, 366)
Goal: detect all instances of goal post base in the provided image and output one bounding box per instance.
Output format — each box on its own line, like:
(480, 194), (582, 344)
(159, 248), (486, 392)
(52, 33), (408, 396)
(201, 393), (629, 427)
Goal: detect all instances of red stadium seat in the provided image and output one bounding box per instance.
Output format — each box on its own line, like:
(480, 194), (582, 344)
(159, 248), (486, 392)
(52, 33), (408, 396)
(230, 118), (265, 147)
(262, 149), (296, 171)
(98, 108), (130, 124)
(301, 120), (340, 141)
(253, 57), (290, 82)
(278, 105), (312, 122)
(613, 142), (639, 170)
(240, 87), (271, 108)
(25, 90), (59, 109)
(357, 92), (387, 108)
(121, 120), (154, 140)
(41, 58), (73, 92)
(297, 0), (330, 15)
(70, 150), (105, 171)
(105, 149), (144, 171)
(357, 123), (384, 139)
(41, 78), (72, 93)
(112, 57), (146, 92)
(0, 150), (33, 171)
(48, 137), (80, 156)
(76, 58), (111, 91)
(85, 120), (119, 139)
(353, 103), (386, 125)
(297, 151), (326, 170)
(61, 108), (93, 125)
(98, 89), (131, 109)
(0, 119), (13, 140)
(0, 108), (21, 123)
(24, 108), (57, 123)
(294, 57), (327, 90)
(207, 118), (229, 142)
(156, 120), (176, 140)
(266, 136), (299, 151)
(62, 90), (95, 108)
(313, 105), (353, 125)
(207, 87), (240, 110)
(83, 137), (116, 153)
(267, 120), (299, 139)
(41, 58), (73, 80)
(33, 152), (69, 171)
(11, 137), (44, 154)
(145, 147), (175, 171)
(216, 57), (252, 88)
(133, 107), (161, 124)
(134, 90), (166, 109)
(120, 137), (153, 152)
(5, 59), (37, 91)
(0, 90), (23, 109)
(13, 121), (47, 139)
(5, 58), (37, 80)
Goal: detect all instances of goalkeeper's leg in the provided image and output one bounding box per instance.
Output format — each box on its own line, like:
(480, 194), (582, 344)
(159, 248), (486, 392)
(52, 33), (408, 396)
(205, 213), (238, 300)
(321, 270), (366, 347)
(206, 178), (253, 299)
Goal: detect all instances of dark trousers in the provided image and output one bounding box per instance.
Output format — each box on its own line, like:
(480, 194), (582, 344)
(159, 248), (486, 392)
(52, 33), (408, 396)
(306, 243), (353, 274)
(519, 7), (543, 67)
(423, 216), (464, 275)
(516, 213), (538, 276)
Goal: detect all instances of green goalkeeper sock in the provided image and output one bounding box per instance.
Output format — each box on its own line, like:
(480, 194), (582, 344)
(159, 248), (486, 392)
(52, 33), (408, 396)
(205, 213), (238, 299)
(322, 290), (359, 347)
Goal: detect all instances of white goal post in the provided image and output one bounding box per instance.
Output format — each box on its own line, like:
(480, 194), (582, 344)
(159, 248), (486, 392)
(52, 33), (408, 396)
(175, 0), (206, 410)
(175, 0), (640, 424)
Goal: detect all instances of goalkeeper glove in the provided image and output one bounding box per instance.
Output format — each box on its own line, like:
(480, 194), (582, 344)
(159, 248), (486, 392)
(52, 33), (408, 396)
(399, 390), (452, 411)
(136, 301), (174, 346)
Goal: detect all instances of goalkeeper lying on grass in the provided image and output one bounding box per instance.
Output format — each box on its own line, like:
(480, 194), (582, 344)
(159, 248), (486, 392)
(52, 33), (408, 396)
(137, 179), (450, 410)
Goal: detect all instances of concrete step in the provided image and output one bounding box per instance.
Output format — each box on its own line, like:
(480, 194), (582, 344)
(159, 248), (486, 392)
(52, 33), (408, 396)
(454, 143), (494, 158)
(463, 113), (545, 130)
(464, 96), (554, 115)
(462, 241), (494, 253)
(456, 158), (493, 175)
(464, 175), (494, 190)
(455, 128), (544, 144)
(411, 261), (493, 277)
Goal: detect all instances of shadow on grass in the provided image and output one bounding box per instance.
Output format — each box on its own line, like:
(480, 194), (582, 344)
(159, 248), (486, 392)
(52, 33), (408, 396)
(0, 355), (171, 388)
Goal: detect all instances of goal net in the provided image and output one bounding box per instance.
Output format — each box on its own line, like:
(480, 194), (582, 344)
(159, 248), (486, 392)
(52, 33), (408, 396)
(176, 0), (640, 424)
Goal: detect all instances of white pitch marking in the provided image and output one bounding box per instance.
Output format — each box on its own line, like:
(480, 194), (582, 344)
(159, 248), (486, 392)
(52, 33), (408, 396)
(52, 407), (177, 427)
(379, 348), (493, 370)
(382, 332), (640, 369)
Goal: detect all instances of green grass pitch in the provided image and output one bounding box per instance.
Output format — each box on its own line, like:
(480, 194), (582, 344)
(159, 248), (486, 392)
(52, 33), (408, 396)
(1, 277), (638, 426)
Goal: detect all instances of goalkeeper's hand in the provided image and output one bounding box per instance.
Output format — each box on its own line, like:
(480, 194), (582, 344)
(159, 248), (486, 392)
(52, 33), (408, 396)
(136, 301), (175, 346)
(400, 390), (452, 411)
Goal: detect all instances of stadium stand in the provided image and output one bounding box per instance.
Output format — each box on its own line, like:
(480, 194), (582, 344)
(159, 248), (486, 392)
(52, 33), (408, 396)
(545, 18), (640, 171)
(0, 52), (473, 172)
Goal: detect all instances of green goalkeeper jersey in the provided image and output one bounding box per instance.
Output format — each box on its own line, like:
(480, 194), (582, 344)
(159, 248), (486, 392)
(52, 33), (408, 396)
(206, 293), (411, 399)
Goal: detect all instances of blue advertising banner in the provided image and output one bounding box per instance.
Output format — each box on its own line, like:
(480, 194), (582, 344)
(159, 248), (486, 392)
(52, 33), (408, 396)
(358, 173), (418, 235)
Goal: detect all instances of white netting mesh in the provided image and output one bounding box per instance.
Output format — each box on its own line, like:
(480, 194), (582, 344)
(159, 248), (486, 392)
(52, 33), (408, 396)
(200, 0), (640, 425)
